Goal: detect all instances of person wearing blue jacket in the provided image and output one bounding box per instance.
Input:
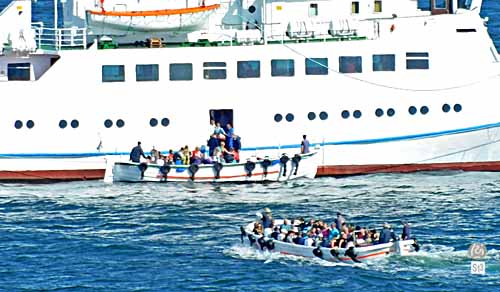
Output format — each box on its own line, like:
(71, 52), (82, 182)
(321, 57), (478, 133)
(379, 223), (398, 244)
(129, 141), (146, 163)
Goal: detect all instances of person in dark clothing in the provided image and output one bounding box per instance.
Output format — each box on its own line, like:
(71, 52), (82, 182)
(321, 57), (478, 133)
(207, 134), (219, 157)
(130, 141), (146, 163)
(379, 223), (398, 244)
(232, 135), (241, 151)
(401, 221), (411, 240)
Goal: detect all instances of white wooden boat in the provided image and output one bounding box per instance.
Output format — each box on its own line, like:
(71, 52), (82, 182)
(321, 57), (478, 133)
(241, 220), (419, 263)
(86, 4), (220, 32)
(107, 152), (318, 183)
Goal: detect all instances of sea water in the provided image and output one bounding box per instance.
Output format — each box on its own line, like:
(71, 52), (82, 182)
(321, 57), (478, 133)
(0, 0), (499, 291)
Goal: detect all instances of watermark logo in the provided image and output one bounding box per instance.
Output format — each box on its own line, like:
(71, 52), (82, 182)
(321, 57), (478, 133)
(468, 243), (487, 275)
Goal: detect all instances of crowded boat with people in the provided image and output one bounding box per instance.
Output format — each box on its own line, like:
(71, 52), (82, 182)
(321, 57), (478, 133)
(106, 120), (319, 182)
(240, 208), (420, 263)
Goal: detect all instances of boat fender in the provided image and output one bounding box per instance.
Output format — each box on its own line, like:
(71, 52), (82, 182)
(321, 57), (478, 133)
(313, 247), (323, 259)
(244, 161), (256, 177)
(412, 239), (420, 252)
(248, 234), (256, 246)
(159, 164), (171, 181)
(280, 155), (290, 177)
(240, 226), (246, 243)
(257, 236), (266, 250)
(345, 246), (361, 263)
(330, 249), (340, 260)
(266, 239), (275, 250)
(213, 162), (223, 179)
(292, 154), (302, 175)
(261, 159), (272, 177)
(138, 162), (148, 179)
(188, 163), (200, 180)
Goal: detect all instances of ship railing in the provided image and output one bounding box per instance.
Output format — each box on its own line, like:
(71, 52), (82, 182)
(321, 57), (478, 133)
(32, 22), (87, 51)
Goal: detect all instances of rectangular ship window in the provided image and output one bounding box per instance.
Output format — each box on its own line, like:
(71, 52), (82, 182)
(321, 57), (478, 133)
(170, 63), (193, 81)
(309, 3), (318, 17)
(374, 1), (382, 12)
(136, 64), (159, 81)
(305, 58), (328, 75)
(7, 63), (30, 81)
(352, 1), (360, 14)
(102, 65), (125, 82)
(237, 61), (260, 78)
(406, 52), (429, 70)
(203, 62), (227, 80)
(373, 54), (395, 71)
(271, 59), (295, 77)
(339, 56), (362, 73)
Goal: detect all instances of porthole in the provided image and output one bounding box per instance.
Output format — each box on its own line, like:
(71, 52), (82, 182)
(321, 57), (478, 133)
(161, 118), (170, 127)
(59, 120), (67, 129)
(420, 106), (429, 115)
(387, 108), (395, 117)
(341, 110), (350, 119)
(375, 108), (384, 117)
(71, 119), (79, 128)
(442, 104), (451, 113)
(116, 119), (125, 128)
(150, 118), (158, 127)
(308, 112), (316, 120)
(26, 120), (35, 129)
(285, 113), (294, 122)
(14, 120), (23, 129)
(319, 111), (328, 120)
(353, 110), (362, 119)
(248, 5), (256, 13)
(408, 106), (417, 115)
(104, 119), (113, 128)
(274, 114), (283, 122)
(454, 104), (462, 112)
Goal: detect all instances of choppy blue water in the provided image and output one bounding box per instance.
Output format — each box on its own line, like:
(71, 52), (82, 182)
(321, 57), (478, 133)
(0, 0), (500, 291)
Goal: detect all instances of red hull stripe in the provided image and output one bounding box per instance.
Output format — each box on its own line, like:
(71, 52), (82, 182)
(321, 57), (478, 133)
(157, 170), (280, 180)
(0, 170), (105, 181)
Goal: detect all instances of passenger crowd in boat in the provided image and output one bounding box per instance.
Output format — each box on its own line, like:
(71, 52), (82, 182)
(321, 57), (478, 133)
(129, 120), (242, 165)
(253, 208), (409, 248)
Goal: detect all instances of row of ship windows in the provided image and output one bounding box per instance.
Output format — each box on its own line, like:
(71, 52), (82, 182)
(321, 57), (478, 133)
(10, 104), (461, 129)
(274, 104), (463, 122)
(13, 118), (170, 129)
(99, 53), (429, 82)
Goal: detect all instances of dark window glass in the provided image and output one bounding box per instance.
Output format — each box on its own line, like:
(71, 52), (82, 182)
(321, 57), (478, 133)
(150, 118), (158, 127)
(375, 108), (384, 117)
(116, 119), (125, 128)
(26, 120), (34, 129)
(319, 111), (328, 120)
(373, 54), (395, 71)
(271, 59), (295, 77)
(454, 104), (462, 112)
(203, 69), (227, 80)
(309, 3), (318, 17)
(285, 113), (294, 122)
(237, 61), (260, 78)
(442, 104), (451, 112)
(434, 0), (447, 9)
(170, 63), (193, 81)
(409, 106), (417, 115)
(102, 65), (125, 82)
(8, 63), (30, 81)
(339, 56), (362, 73)
(161, 118), (170, 127)
(71, 119), (79, 128)
(420, 106), (429, 115)
(306, 58), (328, 75)
(59, 120), (67, 129)
(353, 110), (362, 119)
(274, 114), (283, 122)
(203, 62), (226, 67)
(14, 120), (23, 129)
(136, 64), (159, 81)
(104, 119), (113, 128)
(352, 1), (359, 13)
(308, 112), (316, 120)
(387, 108), (395, 117)
(406, 52), (429, 58)
(341, 110), (350, 119)
(406, 59), (429, 70)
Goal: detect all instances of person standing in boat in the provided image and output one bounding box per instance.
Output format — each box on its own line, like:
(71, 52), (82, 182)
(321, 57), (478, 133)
(401, 221), (411, 240)
(301, 135), (310, 154)
(379, 223), (398, 244)
(130, 141), (146, 163)
(261, 207), (273, 229)
(226, 123), (235, 150)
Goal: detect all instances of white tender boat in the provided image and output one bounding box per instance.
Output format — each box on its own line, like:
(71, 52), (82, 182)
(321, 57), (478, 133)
(107, 152), (318, 182)
(241, 220), (419, 263)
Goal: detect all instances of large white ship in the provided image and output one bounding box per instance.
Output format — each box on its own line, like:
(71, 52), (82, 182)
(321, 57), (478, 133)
(1, 0), (499, 181)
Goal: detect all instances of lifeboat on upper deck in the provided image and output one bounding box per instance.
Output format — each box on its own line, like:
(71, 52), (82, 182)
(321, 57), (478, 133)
(86, 2), (221, 32)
